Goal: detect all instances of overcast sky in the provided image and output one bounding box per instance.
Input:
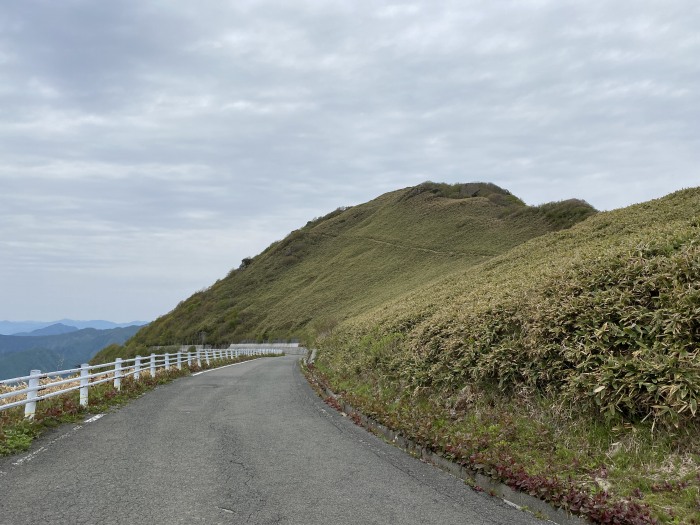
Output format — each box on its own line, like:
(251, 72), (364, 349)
(1, 0), (698, 323)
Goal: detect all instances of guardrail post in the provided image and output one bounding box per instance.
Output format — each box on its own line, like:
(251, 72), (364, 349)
(205, 349), (210, 366)
(165, 352), (170, 371)
(150, 353), (156, 377)
(187, 352), (192, 367)
(134, 355), (141, 381)
(24, 370), (42, 419)
(176, 351), (182, 370)
(114, 358), (122, 391)
(80, 364), (89, 407)
(196, 349), (201, 367)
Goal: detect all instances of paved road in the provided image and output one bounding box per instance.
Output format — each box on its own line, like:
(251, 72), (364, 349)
(0, 356), (541, 524)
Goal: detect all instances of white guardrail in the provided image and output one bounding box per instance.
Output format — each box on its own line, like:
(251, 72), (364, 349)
(0, 345), (285, 419)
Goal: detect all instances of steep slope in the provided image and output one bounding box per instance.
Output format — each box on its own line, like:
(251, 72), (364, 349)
(106, 182), (595, 356)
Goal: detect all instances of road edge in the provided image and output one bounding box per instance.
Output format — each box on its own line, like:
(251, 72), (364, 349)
(302, 360), (589, 525)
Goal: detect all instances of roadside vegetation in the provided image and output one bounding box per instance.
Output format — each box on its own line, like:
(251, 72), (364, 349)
(313, 187), (700, 524)
(0, 354), (277, 456)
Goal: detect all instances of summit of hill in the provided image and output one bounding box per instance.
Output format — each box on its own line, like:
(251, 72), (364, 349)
(96, 182), (595, 360)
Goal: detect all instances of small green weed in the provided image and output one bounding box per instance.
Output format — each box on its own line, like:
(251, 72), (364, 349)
(0, 421), (37, 455)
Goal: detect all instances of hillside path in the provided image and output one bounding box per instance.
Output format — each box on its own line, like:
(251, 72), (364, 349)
(313, 230), (495, 258)
(0, 356), (541, 525)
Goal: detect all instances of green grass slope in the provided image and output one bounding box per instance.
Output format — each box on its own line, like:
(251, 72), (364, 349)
(97, 182), (595, 360)
(314, 186), (700, 524)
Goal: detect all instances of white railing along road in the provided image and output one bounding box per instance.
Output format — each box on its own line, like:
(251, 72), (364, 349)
(0, 346), (280, 419)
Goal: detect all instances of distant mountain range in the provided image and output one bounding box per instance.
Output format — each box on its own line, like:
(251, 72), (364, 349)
(13, 323), (81, 337)
(0, 323), (148, 380)
(0, 319), (149, 336)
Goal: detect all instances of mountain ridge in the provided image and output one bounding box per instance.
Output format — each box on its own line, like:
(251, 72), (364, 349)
(14, 323), (80, 337)
(0, 319), (149, 336)
(94, 181), (596, 361)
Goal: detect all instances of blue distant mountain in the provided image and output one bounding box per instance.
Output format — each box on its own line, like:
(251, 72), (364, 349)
(0, 319), (149, 336)
(13, 323), (80, 337)
(0, 325), (147, 380)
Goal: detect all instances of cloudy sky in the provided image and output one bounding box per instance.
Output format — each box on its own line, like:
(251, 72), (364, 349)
(1, 0), (698, 323)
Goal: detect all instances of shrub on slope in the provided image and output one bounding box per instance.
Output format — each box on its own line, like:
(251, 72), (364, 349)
(318, 187), (700, 429)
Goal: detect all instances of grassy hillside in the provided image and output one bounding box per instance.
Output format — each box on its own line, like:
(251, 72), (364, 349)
(314, 187), (700, 524)
(98, 182), (594, 360)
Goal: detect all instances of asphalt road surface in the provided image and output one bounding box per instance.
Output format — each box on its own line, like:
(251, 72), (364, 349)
(0, 356), (543, 525)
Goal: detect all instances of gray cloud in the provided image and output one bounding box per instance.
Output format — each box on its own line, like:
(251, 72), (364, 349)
(1, 0), (698, 321)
